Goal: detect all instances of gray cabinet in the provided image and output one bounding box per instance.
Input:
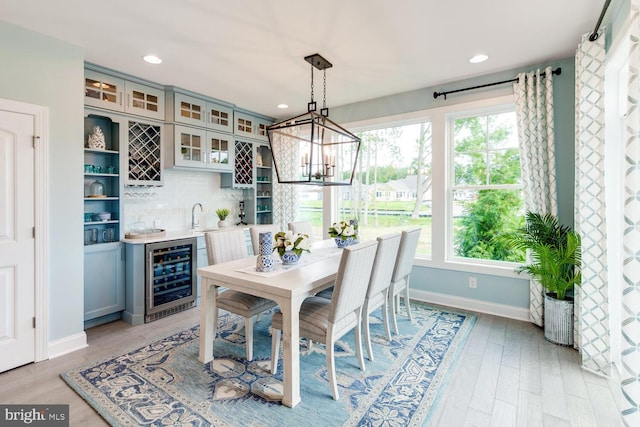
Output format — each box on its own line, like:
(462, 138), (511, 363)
(84, 243), (125, 328)
(166, 91), (234, 133)
(234, 111), (271, 141)
(126, 118), (163, 186)
(165, 125), (234, 172)
(84, 68), (165, 120)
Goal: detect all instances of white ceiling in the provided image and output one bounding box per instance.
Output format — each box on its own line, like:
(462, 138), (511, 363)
(1, 0), (604, 119)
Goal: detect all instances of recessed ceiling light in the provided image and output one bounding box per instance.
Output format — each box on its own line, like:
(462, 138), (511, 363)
(277, 104), (289, 109)
(143, 55), (162, 64)
(469, 54), (488, 64)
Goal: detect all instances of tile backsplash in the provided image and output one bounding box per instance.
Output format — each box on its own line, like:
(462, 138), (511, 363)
(123, 170), (244, 232)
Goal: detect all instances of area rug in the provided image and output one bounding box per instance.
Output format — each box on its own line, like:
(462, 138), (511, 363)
(62, 302), (476, 426)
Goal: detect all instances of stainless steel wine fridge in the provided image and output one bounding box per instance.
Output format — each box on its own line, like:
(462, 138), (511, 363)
(145, 237), (197, 322)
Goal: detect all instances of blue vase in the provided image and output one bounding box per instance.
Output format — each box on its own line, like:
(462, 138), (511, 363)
(280, 250), (300, 265)
(335, 236), (357, 248)
(256, 232), (276, 272)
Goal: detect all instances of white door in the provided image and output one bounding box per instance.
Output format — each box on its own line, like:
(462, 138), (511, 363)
(0, 109), (35, 372)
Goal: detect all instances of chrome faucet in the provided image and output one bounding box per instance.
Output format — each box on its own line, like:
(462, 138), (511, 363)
(191, 203), (203, 230)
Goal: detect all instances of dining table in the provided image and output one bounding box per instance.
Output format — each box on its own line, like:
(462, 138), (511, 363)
(197, 239), (343, 408)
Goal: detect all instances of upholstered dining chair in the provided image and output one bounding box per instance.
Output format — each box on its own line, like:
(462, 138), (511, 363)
(287, 221), (314, 240)
(270, 240), (378, 400)
(388, 227), (422, 335)
(249, 224), (279, 255)
(362, 233), (401, 361)
(204, 229), (278, 361)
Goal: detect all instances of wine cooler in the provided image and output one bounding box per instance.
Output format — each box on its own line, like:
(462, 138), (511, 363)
(145, 238), (197, 322)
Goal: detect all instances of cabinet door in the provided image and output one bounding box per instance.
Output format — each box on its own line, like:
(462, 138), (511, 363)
(255, 118), (272, 142)
(207, 131), (234, 172)
(126, 119), (163, 186)
(174, 125), (207, 169)
(234, 112), (256, 139)
(206, 102), (233, 133)
(174, 93), (207, 127)
(125, 81), (165, 120)
(84, 244), (125, 320)
(84, 70), (125, 112)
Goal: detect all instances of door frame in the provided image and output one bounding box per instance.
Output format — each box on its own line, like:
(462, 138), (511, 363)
(1, 98), (49, 362)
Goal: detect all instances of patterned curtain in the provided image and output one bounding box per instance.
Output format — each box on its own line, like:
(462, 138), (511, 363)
(513, 67), (557, 327)
(621, 2), (640, 424)
(574, 31), (609, 372)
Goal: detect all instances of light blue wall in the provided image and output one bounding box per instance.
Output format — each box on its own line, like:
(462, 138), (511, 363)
(331, 57), (576, 310)
(0, 21), (85, 341)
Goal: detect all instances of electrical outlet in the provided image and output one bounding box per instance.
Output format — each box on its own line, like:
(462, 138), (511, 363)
(468, 276), (477, 289)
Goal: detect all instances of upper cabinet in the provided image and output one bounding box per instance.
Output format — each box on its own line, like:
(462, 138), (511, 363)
(166, 91), (234, 133)
(164, 125), (233, 172)
(234, 112), (272, 142)
(84, 69), (165, 121)
(126, 118), (163, 186)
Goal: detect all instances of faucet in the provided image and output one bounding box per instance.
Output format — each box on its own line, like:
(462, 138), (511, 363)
(191, 203), (203, 230)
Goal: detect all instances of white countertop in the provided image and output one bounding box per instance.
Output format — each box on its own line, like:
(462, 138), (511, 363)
(121, 226), (248, 244)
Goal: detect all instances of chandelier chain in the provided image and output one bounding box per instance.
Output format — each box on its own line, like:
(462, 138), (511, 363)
(323, 70), (327, 109)
(310, 64), (314, 102)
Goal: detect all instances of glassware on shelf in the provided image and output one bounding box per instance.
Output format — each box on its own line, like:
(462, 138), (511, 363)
(89, 180), (106, 197)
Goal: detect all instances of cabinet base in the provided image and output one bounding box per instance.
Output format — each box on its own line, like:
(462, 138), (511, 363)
(145, 300), (195, 323)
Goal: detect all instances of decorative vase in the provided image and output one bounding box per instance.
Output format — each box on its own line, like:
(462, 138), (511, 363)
(217, 219), (228, 228)
(256, 232), (276, 272)
(335, 236), (357, 248)
(280, 250), (300, 265)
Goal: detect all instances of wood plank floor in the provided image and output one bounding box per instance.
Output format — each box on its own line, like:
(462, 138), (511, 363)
(0, 306), (623, 426)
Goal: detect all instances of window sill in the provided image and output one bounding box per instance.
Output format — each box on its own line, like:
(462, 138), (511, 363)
(413, 257), (524, 279)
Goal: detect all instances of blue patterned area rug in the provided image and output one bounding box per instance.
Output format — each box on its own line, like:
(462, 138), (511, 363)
(62, 302), (475, 426)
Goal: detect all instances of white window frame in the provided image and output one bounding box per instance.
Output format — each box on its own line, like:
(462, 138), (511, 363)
(337, 94), (522, 278)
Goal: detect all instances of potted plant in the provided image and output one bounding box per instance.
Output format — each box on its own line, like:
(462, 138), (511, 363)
(501, 212), (582, 346)
(272, 230), (311, 265)
(215, 208), (230, 228)
(328, 219), (359, 248)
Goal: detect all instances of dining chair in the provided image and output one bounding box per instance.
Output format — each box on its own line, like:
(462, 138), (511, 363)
(204, 229), (277, 361)
(249, 224), (279, 255)
(287, 221), (314, 240)
(362, 233), (401, 361)
(388, 227), (422, 335)
(270, 240), (378, 400)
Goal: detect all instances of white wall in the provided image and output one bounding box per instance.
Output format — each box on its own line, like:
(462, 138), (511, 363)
(0, 21), (85, 342)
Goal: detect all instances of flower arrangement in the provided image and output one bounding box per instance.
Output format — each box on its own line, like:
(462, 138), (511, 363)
(272, 230), (311, 256)
(328, 220), (359, 241)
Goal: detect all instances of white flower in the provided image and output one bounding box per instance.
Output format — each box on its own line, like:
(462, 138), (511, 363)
(297, 235), (311, 250)
(342, 225), (355, 237)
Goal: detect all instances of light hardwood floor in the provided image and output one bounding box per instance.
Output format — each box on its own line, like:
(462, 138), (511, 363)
(0, 306), (623, 426)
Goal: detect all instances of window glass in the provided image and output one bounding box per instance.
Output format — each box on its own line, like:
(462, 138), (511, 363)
(450, 110), (525, 263)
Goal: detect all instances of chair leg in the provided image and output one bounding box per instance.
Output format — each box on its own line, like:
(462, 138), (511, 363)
(271, 329), (281, 374)
(245, 316), (254, 361)
(403, 282), (413, 321)
(355, 311), (365, 371)
(363, 305), (374, 361)
(389, 288), (400, 335)
(381, 299), (392, 341)
(326, 337), (338, 400)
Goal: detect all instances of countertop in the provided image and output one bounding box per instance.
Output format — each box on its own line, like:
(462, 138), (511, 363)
(121, 226), (248, 244)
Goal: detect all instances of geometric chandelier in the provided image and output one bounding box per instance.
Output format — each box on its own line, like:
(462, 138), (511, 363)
(267, 53), (361, 186)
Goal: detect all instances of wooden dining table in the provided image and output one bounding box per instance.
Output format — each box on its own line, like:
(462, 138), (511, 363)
(197, 239), (343, 407)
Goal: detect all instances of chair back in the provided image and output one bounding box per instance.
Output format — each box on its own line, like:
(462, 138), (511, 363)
(391, 228), (422, 282)
(329, 240), (378, 324)
(287, 221), (314, 240)
(249, 225), (279, 255)
(367, 233), (402, 298)
(205, 229), (248, 265)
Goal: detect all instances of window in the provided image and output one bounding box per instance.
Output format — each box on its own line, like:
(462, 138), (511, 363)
(448, 108), (525, 263)
(337, 123), (433, 258)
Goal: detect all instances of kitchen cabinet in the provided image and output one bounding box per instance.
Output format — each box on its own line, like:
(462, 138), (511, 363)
(84, 68), (165, 121)
(84, 242), (125, 328)
(83, 112), (126, 328)
(126, 118), (163, 186)
(234, 111), (272, 141)
(166, 91), (234, 133)
(164, 125), (234, 172)
(221, 140), (273, 225)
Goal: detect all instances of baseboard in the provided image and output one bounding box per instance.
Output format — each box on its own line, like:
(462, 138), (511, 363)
(411, 289), (531, 322)
(47, 332), (88, 359)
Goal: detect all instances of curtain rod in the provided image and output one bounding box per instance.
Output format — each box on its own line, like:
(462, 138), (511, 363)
(589, 0), (611, 42)
(433, 67), (562, 100)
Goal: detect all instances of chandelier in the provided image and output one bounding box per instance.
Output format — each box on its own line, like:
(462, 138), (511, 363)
(267, 54), (361, 186)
